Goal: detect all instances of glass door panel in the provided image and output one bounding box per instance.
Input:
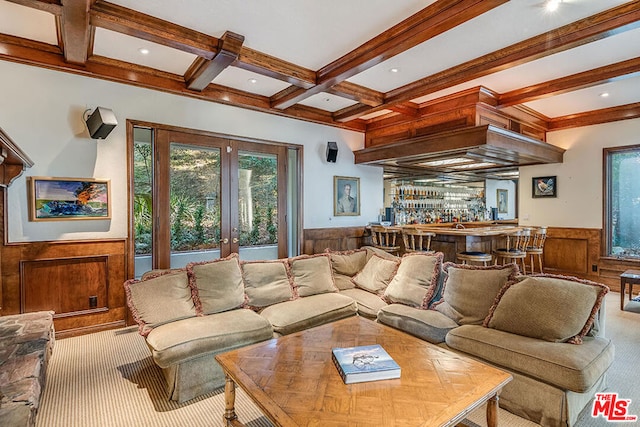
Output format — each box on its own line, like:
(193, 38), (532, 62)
(169, 143), (222, 268)
(236, 150), (279, 260)
(132, 128), (153, 277)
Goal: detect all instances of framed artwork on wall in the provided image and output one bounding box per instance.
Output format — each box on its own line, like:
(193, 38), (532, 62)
(28, 176), (111, 221)
(334, 176), (360, 216)
(497, 189), (508, 213)
(532, 176), (557, 198)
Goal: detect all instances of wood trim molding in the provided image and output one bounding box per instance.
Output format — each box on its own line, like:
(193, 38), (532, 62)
(185, 31), (244, 91)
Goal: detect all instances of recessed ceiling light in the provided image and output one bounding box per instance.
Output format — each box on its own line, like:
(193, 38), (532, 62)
(248, 78), (258, 84)
(600, 92), (610, 98)
(546, 0), (561, 12)
(389, 68), (400, 73)
(324, 97), (331, 102)
(138, 48), (150, 55)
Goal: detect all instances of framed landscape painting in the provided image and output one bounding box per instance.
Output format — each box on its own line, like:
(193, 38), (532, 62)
(28, 177), (111, 221)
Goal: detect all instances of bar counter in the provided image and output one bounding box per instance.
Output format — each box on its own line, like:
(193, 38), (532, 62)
(406, 221), (520, 262)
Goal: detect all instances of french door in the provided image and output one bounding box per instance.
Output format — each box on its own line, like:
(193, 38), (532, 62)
(130, 125), (294, 277)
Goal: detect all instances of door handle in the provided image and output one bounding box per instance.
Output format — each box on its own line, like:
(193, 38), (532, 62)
(232, 238), (239, 244)
(220, 238), (229, 244)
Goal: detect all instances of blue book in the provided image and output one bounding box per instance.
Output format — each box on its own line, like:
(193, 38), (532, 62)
(331, 344), (401, 384)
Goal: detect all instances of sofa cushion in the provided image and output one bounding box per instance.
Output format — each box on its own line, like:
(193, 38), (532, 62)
(289, 254), (337, 297)
(259, 293), (357, 336)
(241, 259), (293, 308)
(328, 249), (368, 277)
(363, 246), (400, 261)
(377, 303), (459, 344)
(484, 274), (609, 344)
(352, 254), (399, 295)
(432, 262), (518, 325)
(339, 288), (388, 318)
(446, 324), (615, 393)
(186, 254), (246, 316)
(145, 309), (273, 368)
(124, 270), (196, 337)
(383, 252), (443, 308)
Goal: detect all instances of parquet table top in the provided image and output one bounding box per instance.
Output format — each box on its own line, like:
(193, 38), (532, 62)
(216, 316), (512, 427)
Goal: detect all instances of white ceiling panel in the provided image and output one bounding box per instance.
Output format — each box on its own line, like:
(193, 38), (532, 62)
(0, 1), (57, 45)
(107, 0), (435, 70)
(212, 67), (290, 97)
(93, 28), (197, 76)
(525, 74), (640, 118)
(298, 92), (358, 112)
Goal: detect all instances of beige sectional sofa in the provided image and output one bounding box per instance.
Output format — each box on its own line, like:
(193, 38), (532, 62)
(125, 248), (613, 427)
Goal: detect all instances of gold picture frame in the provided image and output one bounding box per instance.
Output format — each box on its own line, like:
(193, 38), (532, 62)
(334, 176), (360, 216)
(28, 176), (111, 221)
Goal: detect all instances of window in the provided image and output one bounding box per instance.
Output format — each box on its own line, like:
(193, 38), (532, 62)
(605, 144), (640, 258)
(129, 124), (302, 278)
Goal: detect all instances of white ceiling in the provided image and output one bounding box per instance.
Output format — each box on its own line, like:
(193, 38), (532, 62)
(0, 0), (638, 122)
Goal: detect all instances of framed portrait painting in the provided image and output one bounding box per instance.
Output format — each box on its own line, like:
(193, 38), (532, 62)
(334, 176), (360, 216)
(532, 176), (557, 198)
(28, 176), (111, 221)
(497, 189), (508, 213)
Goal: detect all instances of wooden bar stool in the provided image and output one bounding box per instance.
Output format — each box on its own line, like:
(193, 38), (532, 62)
(526, 226), (547, 274)
(401, 228), (435, 254)
(370, 225), (402, 256)
(493, 228), (530, 274)
(457, 251), (493, 266)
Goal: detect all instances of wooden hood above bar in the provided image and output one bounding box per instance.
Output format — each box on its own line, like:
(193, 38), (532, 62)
(354, 125), (565, 181)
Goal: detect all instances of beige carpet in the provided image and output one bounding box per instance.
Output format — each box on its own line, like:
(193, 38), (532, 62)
(37, 292), (637, 427)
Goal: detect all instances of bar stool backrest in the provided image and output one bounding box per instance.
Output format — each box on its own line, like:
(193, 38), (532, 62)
(370, 225), (401, 251)
(402, 228), (435, 252)
(529, 227), (547, 249)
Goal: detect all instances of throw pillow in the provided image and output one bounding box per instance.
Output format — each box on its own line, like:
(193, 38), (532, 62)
(241, 259), (293, 308)
(186, 253), (246, 315)
(327, 248), (368, 276)
(352, 254), (400, 295)
(289, 254), (337, 297)
(484, 274), (609, 344)
(433, 262), (518, 325)
(124, 269), (196, 337)
(383, 252), (443, 307)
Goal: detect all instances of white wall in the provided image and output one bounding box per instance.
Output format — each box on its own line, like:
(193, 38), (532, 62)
(0, 61), (383, 242)
(519, 117), (640, 228)
(485, 178), (517, 220)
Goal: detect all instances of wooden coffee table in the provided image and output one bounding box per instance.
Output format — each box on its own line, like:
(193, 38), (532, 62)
(216, 316), (512, 427)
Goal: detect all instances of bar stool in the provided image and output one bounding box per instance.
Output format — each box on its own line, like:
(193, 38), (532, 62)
(526, 226), (547, 274)
(370, 225), (402, 256)
(493, 228), (530, 274)
(401, 228), (435, 254)
(457, 251), (493, 266)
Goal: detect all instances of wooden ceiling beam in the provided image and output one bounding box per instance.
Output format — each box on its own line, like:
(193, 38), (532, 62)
(498, 57), (640, 107)
(236, 47), (316, 89)
(5, 0), (62, 15)
(185, 31), (244, 91)
(548, 102), (640, 131)
(355, 1), (640, 122)
(59, 0), (92, 65)
(390, 103), (419, 117)
(271, 0), (507, 109)
(90, 1), (219, 59)
(327, 82), (384, 107)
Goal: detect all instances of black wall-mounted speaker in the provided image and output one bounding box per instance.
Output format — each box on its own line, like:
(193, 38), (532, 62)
(86, 107), (118, 139)
(326, 141), (338, 162)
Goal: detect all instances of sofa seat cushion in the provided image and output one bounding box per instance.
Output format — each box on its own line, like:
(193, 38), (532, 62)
(259, 293), (357, 335)
(145, 309), (273, 369)
(377, 304), (459, 344)
(339, 288), (387, 318)
(446, 325), (614, 393)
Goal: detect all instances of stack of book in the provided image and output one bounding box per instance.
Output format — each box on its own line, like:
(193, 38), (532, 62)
(331, 344), (401, 384)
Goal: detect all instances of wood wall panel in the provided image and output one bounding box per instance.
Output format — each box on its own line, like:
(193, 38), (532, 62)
(303, 226), (370, 255)
(1, 239), (127, 338)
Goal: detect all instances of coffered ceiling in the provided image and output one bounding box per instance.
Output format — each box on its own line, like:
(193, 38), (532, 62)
(1, 1), (639, 135)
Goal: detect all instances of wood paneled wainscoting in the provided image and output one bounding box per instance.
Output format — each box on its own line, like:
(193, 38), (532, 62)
(303, 226), (371, 255)
(1, 239), (127, 338)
